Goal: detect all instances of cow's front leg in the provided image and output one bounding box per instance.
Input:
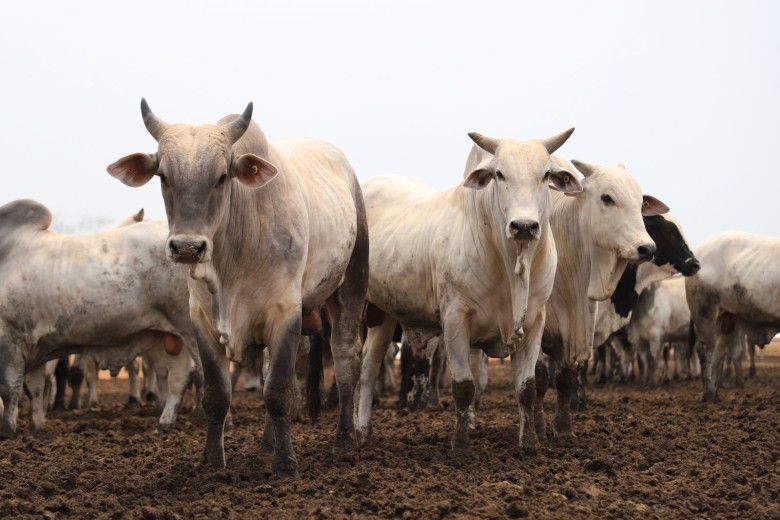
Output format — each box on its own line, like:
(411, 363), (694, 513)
(263, 314), (302, 479)
(511, 313), (543, 452)
(442, 317), (474, 453)
(196, 329), (232, 469)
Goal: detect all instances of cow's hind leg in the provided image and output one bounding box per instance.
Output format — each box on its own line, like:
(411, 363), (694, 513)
(127, 358), (141, 406)
(53, 358), (69, 410)
(68, 355), (88, 410)
(25, 364), (48, 432)
(533, 359), (548, 441)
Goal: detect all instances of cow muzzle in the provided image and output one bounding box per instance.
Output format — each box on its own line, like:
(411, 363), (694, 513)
(683, 257), (701, 275)
(167, 235), (211, 264)
(507, 219), (540, 241)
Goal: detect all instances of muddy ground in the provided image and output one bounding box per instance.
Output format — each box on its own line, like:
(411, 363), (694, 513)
(2, 348), (779, 519)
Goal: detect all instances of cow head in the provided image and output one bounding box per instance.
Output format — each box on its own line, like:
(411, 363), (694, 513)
(463, 128), (581, 241)
(567, 160), (668, 264)
(107, 99), (278, 264)
(643, 214), (701, 276)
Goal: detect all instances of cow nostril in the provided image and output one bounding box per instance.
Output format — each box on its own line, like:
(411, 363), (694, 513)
(196, 241), (207, 257)
(509, 220), (540, 237)
(690, 259), (701, 272)
(637, 245), (656, 259)
(169, 242), (179, 255)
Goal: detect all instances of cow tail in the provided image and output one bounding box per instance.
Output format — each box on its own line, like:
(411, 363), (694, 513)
(307, 332), (324, 425)
(688, 321), (697, 353)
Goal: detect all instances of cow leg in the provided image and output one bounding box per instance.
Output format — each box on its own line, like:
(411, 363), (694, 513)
(661, 344), (671, 386)
(142, 356), (158, 404)
(442, 317), (475, 453)
(553, 363), (577, 444)
(157, 351), (192, 432)
(512, 315), (543, 452)
(263, 317), (303, 479)
(358, 317), (396, 444)
(154, 364), (169, 413)
(53, 358), (69, 411)
(533, 359), (548, 441)
(732, 335), (745, 389)
(428, 338), (446, 408)
(291, 337), (309, 423)
(126, 357), (141, 406)
(595, 344), (607, 385)
(85, 357), (99, 407)
(0, 347), (24, 437)
(25, 364), (48, 432)
(570, 362), (587, 411)
(68, 355), (89, 410)
(645, 334), (661, 390)
(195, 327), (232, 469)
(703, 334), (727, 402)
(467, 349), (484, 429)
(748, 343), (757, 379)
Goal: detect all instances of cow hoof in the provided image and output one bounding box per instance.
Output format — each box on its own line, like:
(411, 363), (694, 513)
(156, 423), (173, 433)
(333, 445), (358, 464)
(356, 426), (371, 447)
(0, 429), (16, 440)
(145, 392), (157, 404)
(702, 391), (720, 403)
(748, 368), (757, 379)
(272, 457), (299, 480)
(554, 432), (577, 447)
(126, 396), (141, 408)
(450, 431), (472, 454)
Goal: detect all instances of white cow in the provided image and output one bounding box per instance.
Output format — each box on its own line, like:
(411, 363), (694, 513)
(108, 100), (368, 479)
(358, 129), (581, 451)
(686, 230), (780, 401)
(626, 276), (691, 388)
(538, 157), (668, 441)
(0, 199), (203, 435)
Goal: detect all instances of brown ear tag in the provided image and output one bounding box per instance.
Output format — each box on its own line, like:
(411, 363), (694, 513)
(252, 165), (259, 175)
(563, 175), (570, 183)
(643, 201), (650, 209)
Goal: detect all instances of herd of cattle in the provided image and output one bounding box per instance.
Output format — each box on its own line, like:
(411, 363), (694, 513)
(0, 100), (777, 480)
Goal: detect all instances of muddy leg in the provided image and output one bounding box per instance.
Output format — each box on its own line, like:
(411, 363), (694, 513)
(553, 365), (577, 443)
(127, 358), (141, 406)
(25, 364), (48, 432)
(0, 347), (24, 437)
(533, 359), (548, 441)
(196, 329), (232, 469)
(357, 317), (396, 445)
(748, 343), (757, 379)
(53, 358), (69, 411)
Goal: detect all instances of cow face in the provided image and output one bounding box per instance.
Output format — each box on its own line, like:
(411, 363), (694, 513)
(107, 100), (277, 264)
(463, 129), (581, 241)
(569, 160), (667, 264)
(644, 214), (701, 276)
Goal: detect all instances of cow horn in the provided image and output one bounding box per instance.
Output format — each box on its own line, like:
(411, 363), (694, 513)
(468, 132), (500, 154)
(570, 159), (596, 178)
(140, 98), (168, 142)
(541, 127), (575, 154)
(224, 102), (254, 145)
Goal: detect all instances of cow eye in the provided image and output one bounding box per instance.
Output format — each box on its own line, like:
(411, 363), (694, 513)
(601, 194), (614, 206)
(495, 171), (505, 181)
(158, 172), (168, 187)
(217, 173), (228, 186)
(543, 171), (551, 182)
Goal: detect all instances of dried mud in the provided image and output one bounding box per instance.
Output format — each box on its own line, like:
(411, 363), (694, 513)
(2, 350), (779, 519)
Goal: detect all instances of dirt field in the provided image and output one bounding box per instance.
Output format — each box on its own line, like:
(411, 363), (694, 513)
(2, 347), (779, 519)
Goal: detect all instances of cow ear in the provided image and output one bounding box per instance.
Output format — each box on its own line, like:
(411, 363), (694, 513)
(232, 153), (278, 189)
(107, 153), (157, 187)
(463, 168), (494, 190)
(549, 167), (582, 194)
(642, 195), (670, 216)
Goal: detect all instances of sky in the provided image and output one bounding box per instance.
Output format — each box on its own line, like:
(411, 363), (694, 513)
(1, 0), (778, 244)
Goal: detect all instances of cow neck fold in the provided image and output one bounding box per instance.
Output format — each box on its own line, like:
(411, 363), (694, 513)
(463, 184), (546, 346)
(546, 192), (599, 363)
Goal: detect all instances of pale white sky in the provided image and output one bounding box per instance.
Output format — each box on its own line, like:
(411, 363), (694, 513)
(1, 1), (778, 244)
